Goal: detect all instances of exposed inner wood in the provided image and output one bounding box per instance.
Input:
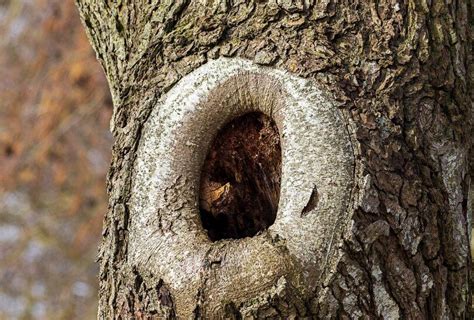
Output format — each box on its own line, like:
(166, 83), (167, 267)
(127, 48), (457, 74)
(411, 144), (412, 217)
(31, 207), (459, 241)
(199, 112), (281, 241)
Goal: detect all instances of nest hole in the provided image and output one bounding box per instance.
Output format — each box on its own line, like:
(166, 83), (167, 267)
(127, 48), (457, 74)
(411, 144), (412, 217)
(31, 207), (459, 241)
(199, 112), (282, 241)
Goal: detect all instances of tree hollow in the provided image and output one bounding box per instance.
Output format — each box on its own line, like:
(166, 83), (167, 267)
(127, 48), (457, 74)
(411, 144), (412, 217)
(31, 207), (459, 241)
(199, 112), (281, 241)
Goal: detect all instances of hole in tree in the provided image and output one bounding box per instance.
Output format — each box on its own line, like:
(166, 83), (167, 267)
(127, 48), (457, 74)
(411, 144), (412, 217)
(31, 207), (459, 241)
(199, 112), (282, 241)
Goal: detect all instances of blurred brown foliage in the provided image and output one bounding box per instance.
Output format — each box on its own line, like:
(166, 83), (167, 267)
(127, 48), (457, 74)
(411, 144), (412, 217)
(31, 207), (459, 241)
(0, 0), (112, 318)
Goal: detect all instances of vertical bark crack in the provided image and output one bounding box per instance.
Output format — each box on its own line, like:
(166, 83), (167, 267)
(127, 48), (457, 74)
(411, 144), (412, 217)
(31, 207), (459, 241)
(302, 185), (319, 216)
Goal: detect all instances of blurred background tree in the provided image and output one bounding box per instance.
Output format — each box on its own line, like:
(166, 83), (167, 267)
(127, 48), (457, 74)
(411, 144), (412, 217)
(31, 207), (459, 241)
(0, 0), (112, 318)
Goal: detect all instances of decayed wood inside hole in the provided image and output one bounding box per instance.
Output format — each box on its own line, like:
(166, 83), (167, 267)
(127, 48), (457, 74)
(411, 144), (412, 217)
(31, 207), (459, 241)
(199, 112), (281, 241)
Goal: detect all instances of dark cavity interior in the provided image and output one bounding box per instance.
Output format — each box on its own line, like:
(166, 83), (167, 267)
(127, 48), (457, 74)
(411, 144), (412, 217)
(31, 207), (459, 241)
(199, 112), (282, 241)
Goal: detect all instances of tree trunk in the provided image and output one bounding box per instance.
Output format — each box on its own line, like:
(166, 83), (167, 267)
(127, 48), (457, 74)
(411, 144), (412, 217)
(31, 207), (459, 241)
(75, 1), (472, 318)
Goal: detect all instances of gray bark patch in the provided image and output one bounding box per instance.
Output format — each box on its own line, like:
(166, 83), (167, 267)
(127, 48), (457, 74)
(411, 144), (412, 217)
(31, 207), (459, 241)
(128, 58), (355, 317)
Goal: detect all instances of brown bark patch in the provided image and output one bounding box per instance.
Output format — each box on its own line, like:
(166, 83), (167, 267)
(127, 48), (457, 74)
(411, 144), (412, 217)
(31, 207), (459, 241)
(199, 112), (281, 241)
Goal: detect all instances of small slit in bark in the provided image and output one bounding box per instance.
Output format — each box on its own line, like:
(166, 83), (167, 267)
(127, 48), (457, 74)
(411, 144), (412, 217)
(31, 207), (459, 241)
(302, 185), (319, 216)
(199, 112), (281, 241)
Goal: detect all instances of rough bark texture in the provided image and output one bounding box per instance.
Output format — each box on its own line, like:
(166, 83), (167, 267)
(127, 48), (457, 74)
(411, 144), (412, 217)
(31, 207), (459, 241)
(75, 0), (472, 318)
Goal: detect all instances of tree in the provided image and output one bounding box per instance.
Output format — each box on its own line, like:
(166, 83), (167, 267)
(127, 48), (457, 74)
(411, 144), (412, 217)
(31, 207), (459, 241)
(75, 1), (472, 318)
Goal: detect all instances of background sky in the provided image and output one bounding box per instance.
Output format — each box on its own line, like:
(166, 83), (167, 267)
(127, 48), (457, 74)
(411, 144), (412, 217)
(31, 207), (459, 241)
(0, 0), (112, 318)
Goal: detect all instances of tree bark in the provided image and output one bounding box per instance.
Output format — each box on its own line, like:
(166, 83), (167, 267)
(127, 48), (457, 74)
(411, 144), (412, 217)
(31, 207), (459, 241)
(75, 1), (472, 318)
